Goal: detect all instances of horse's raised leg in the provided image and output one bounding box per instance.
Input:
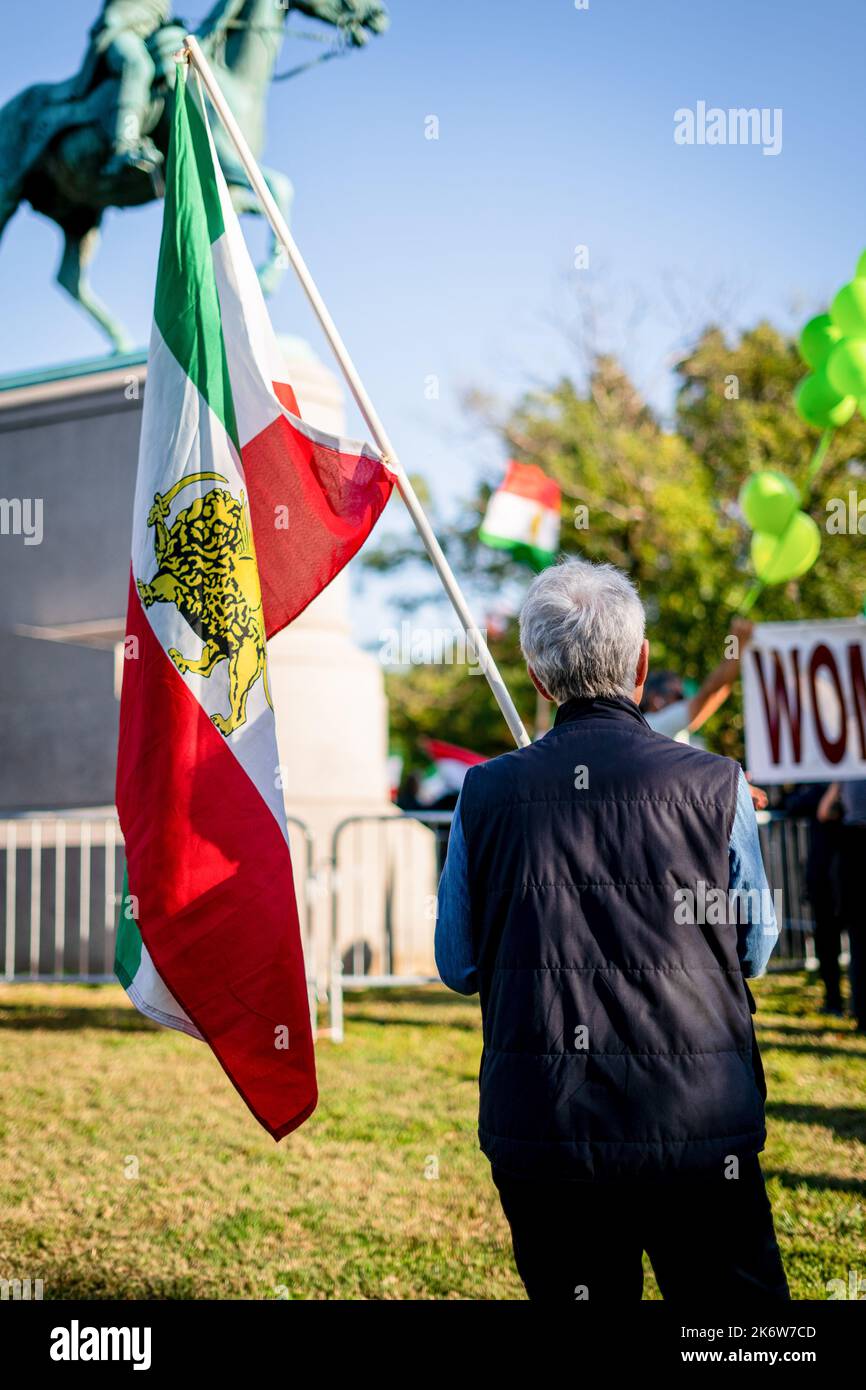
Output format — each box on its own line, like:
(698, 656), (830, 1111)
(229, 167), (294, 299)
(0, 184), (20, 242)
(57, 224), (134, 354)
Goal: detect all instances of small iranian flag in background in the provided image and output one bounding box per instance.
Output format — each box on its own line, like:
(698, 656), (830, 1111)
(115, 70), (394, 1139)
(417, 739), (486, 805)
(479, 460), (561, 570)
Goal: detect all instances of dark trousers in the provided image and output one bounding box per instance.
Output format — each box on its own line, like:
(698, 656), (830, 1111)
(812, 888), (844, 1009)
(806, 825), (843, 1011)
(493, 1156), (789, 1303)
(837, 827), (866, 1031)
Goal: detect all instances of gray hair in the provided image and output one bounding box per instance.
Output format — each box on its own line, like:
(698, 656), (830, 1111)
(519, 558), (646, 702)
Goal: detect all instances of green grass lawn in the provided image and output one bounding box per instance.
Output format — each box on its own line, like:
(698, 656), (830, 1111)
(0, 973), (863, 1300)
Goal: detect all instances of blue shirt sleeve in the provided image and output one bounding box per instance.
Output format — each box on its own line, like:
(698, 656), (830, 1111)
(434, 791), (478, 995)
(729, 768), (779, 978)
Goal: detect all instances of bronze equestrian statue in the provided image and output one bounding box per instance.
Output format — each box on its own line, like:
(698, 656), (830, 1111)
(0, 0), (388, 351)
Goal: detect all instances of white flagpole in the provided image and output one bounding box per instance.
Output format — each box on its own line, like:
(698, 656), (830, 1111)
(183, 36), (531, 750)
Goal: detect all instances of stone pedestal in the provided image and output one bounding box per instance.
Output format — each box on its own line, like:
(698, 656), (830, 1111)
(0, 353), (146, 812)
(268, 337), (392, 819)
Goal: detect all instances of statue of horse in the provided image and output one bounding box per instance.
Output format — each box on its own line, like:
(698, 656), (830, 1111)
(0, 0), (388, 351)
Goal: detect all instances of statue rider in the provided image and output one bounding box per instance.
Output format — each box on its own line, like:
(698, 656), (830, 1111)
(74, 0), (173, 177)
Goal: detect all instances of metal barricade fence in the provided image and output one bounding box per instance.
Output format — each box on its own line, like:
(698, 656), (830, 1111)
(0, 808), (826, 1040)
(328, 810), (452, 1042)
(2, 814), (122, 982)
(285, 816), (317, 1031)
(0, 812), (318, 1024)
(326, 810), (821, 1039)
(756, 812), (816, 970)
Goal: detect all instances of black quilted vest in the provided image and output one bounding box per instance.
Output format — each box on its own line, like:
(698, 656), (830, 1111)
(458, 695), (767, 1181)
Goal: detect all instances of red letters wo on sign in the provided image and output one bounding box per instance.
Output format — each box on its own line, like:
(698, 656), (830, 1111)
(742, 621), (866, 783)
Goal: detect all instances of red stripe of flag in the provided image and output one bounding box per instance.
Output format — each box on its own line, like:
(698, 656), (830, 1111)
(244, 412), (394, 638)
(422, 739), (487, 766)
(117, 574), (317, 1139)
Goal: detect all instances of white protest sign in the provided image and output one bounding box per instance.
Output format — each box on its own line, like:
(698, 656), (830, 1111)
(742, 618), (866, 783)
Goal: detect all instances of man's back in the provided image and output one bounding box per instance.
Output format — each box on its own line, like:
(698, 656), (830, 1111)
(452, 694), (767, 1181)
(436, 556), (787, 1299)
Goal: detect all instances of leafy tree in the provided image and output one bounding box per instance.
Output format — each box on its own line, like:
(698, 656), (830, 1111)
(379, 325), (866, 770)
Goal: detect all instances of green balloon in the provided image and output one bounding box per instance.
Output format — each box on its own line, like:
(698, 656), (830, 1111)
(830, 280), (866, 337)
(799, 313), (840, 371)
(795, 371), (856, 429)
(856, 249), (866, 279)
(827, 337), (866, 397)
(738, 470), (800, 536)
(751, 512), (821, 585)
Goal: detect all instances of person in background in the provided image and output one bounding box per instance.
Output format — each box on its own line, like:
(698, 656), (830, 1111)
(396, 773), (424, 812)
(818, 781), (866, 1033)
(397, 773), (455, 871)
(642, 617), (767, 809)
(436, 559), (786, 1303)
(641, 617), (754, 744)
(785, 783), (844, 1017)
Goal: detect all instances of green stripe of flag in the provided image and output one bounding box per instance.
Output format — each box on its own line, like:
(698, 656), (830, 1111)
(114, 869), (142, 990)
(478, 529), (555, 572)
(154, 68), (238, 450)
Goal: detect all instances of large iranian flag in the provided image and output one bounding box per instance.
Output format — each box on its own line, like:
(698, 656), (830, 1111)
(115, 70), (394, 1138)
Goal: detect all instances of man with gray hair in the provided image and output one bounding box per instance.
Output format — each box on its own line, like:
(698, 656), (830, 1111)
(436, 557), (788, 1302)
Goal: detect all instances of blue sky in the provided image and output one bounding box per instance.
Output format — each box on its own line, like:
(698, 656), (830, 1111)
(2, 0), (865, 643)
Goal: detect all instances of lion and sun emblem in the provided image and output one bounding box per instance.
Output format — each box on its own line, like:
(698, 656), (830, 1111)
(136, 472), (271, 736)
